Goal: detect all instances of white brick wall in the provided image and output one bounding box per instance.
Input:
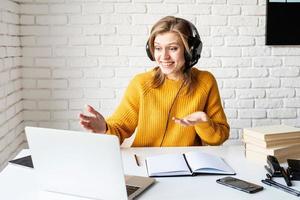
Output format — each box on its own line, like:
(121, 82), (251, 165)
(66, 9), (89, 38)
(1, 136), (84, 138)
(1, 0), (300, 170)
(0, 0), (26, 171)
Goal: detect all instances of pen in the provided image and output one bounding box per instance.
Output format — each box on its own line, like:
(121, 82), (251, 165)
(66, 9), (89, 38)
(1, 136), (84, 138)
(261, 179), (300, 197)
(264, 178), (296, 193)
(134, 154), (140, 167)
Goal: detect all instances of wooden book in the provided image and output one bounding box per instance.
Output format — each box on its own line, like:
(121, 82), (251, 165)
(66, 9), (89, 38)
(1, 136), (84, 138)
(243, 125), (300, 141)
(245, 143), (300, 157)
(243, 134), (300, 148)
(245, 149), (300, 163)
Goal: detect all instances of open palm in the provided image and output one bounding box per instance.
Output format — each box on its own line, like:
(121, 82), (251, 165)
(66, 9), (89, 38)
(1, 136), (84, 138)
(173, 111), (208, 127)
(79, 105), (107, 133)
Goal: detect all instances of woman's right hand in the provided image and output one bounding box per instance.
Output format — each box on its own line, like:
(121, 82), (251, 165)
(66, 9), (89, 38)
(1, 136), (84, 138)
(79, 105), (107, 133)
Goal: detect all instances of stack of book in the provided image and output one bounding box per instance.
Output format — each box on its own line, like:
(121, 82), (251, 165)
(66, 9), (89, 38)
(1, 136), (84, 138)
(243, 125), (300, 163)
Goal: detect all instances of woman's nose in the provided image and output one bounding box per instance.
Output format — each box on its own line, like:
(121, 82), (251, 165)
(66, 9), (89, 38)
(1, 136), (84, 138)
(161, 49), (170, 59)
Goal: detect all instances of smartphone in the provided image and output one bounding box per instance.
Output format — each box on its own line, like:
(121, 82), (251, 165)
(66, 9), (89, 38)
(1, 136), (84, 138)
(216, 176), (263, 193)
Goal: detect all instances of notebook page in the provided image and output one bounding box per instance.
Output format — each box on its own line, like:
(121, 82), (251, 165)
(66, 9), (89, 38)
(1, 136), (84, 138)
(184, 151), (235, 174)
(146, 153), (191, 176)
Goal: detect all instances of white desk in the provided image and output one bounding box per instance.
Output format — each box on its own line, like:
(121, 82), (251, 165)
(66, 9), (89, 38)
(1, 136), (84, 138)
(1, 145), (299, 200)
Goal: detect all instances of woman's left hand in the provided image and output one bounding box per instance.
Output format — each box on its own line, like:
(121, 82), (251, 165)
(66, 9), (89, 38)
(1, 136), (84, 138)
(172, 111), (209, 127)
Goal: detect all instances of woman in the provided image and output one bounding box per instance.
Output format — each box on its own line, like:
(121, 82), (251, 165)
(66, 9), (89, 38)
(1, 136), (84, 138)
(79, 16), (229, 147)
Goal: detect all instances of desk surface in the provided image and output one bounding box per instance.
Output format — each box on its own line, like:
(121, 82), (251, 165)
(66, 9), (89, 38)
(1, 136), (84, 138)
(1, 145), (299, 200)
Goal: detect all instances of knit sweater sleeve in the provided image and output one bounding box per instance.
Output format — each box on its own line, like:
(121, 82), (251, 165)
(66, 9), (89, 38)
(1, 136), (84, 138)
(105, 76), (140, 144)
(195, 73), (230, 145)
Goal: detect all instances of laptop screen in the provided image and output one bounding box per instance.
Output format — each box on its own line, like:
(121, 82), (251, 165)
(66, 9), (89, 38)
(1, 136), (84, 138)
(25, 127), (128, 200)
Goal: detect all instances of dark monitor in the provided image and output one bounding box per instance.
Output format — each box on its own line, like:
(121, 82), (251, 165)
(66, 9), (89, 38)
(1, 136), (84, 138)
(266, 2), (300, 45)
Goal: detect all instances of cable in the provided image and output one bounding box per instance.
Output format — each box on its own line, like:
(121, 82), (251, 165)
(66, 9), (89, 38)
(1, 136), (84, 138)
(159, 81), (185, 147)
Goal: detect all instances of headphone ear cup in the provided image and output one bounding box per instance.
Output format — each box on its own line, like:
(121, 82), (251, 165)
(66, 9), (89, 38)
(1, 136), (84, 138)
(146, 41), (155, 61)
(186, 21), (202, 68)
(184, 51), (191, 65)
(183, 51), (192, 72)
(188, 39), (202, 68)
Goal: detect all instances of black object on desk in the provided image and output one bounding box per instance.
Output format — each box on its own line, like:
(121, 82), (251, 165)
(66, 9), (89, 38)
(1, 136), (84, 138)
(9, 155), (34, 168)
(216, 177), (263, 194)
(265, 155), (292, 186)
(261, 178), (300, 197)
(287, 159), (300, 181)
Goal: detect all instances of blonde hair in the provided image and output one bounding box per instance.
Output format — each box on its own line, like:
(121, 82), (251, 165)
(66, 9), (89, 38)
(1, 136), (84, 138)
(148, 16), (198, 94)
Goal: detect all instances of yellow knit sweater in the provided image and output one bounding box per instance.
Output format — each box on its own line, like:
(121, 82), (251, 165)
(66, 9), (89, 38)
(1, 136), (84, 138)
(106, 68), (229, 147)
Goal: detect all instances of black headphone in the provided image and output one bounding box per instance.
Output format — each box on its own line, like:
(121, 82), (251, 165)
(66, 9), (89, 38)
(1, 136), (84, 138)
(145, 18), (202, 71)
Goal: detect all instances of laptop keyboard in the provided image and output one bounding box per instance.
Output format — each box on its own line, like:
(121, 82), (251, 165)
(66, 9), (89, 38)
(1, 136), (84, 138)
(126, 185), (140, 196)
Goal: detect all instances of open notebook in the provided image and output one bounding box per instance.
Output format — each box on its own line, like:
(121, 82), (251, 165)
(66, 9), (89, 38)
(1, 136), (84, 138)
(146, 151), (235, 177)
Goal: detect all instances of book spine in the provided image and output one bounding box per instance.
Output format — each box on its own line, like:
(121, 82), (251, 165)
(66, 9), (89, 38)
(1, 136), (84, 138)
(244, 134), (300, 148)
(183, 154), (193, 174)
(245, 150), (288, 163)
(243, 130), (265, 140)
(245, 143), (294, 157)
(243, 135), (267, 148)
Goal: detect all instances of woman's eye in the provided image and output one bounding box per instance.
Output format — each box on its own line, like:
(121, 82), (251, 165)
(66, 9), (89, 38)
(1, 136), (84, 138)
(170, 47), (178, 51)
(154, 47), (161, 51)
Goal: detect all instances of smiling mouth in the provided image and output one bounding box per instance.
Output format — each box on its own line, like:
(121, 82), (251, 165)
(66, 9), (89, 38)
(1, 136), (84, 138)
(160, 62), (174, 67)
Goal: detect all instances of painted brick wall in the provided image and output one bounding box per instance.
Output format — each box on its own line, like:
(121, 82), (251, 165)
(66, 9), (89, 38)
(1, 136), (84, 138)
(18, 0), (300, 140)
(1, 0), (300, 169)
(0, 0), (25, 171)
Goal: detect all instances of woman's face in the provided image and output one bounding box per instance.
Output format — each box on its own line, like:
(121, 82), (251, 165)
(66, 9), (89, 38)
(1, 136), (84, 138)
(153, 32), (186, 80)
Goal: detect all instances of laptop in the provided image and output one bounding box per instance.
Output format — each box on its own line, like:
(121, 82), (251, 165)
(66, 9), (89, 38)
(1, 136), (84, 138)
(25, 127), (155, 200)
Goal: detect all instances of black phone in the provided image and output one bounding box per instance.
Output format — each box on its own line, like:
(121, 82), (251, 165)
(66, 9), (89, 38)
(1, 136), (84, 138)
(216, 177), (263, 194)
